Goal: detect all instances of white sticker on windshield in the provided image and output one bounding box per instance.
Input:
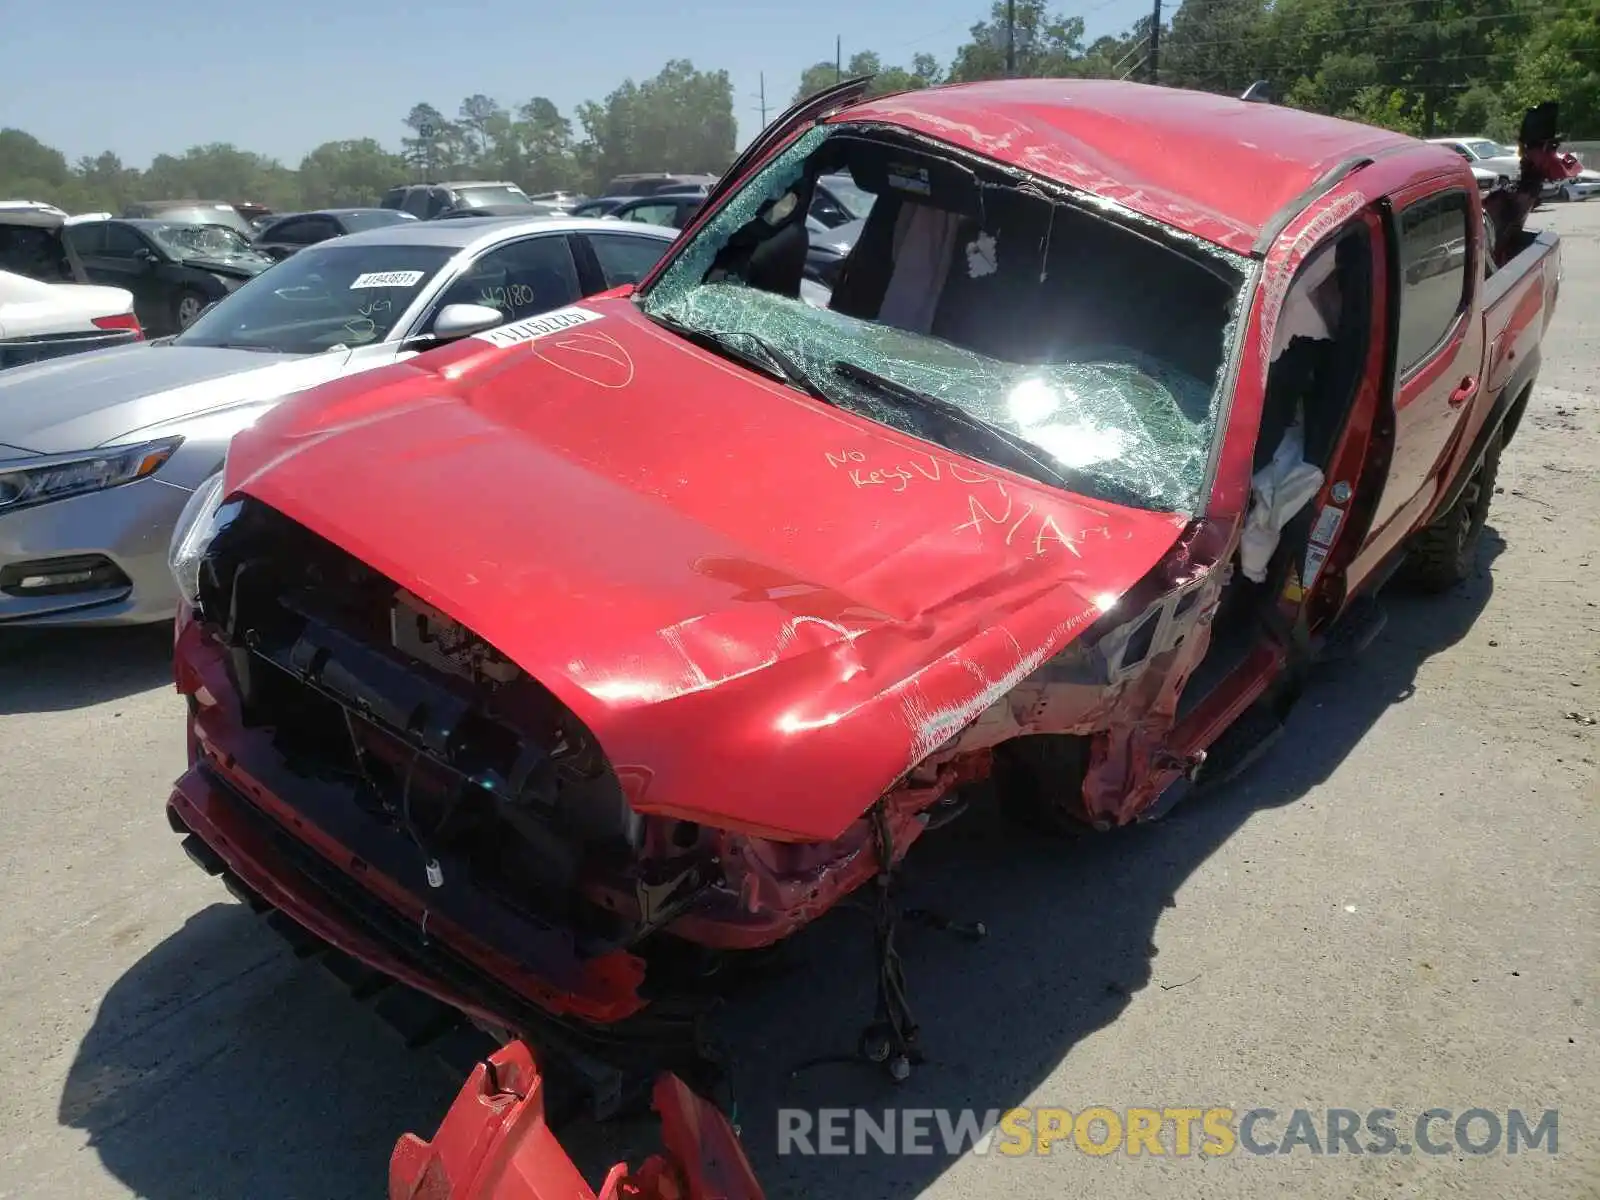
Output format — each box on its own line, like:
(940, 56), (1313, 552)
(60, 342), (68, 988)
(350, 270), (425, 289)
(473, 305), (604, 349)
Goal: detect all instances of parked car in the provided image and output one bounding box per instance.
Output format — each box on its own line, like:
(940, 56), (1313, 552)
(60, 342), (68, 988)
(569, 195), (632, 218)
(0, 216), (678, 627)
(602, 172), (720, 196)
(802, 212), (863, 292)
(0, 208), (142, 369)
(634, 176), (873, 230)
(121, 199), (259, 240)
(234, 201), (275, 229)
(378, 180), (542, 220)
(606, 193), (705, 229)
(1543, 164), (1600, 202)
(252, 207), (418, 260)
(810, 172), (877, 227)
(434, 203), (564, 220)
(1428, 136), (1522, 183)
(0, 200), (68, 218)
(62, 218), (274, 334)
(161, 79), (1565, 1149)
(1470, 163), (1508, 194)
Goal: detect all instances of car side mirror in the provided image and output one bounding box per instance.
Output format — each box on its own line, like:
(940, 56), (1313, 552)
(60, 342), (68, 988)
(429, 303), (505, 343)
(134, 247), (160, 266)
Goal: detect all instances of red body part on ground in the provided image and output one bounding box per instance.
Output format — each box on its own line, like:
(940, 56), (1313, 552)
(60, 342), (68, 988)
(389, 1041), (763, 1200)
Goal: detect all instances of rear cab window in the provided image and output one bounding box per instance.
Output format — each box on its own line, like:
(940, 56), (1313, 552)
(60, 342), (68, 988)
(1395, 189), (1472, 374)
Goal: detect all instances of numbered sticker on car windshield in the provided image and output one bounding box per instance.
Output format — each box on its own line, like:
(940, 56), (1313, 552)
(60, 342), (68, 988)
(350, 270), (424, 289)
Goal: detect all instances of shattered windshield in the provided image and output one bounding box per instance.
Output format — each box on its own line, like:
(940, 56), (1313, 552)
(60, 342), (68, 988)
(150, 222), (265, 262)
(638, 124), (1248, 514)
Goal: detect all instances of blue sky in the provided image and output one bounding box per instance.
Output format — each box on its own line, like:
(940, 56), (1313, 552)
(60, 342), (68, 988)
(1, 0), (1153, 167)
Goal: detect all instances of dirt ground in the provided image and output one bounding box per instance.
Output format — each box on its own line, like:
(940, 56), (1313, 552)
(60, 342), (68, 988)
(0, 201), (1595, 1200)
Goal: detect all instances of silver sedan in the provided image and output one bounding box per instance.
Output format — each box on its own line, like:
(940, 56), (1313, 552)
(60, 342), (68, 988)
(0, 214), (678, 626)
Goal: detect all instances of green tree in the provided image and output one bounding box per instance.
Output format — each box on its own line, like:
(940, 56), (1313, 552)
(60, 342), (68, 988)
(298, 139), (406, 206)
(947, 0), (1087, 82)
(401, 103), (455, 176)
(575, 60), (736, 189)
(791, 50), (942, 103)
(138, 143), (299, 208)
(514, 98), (581, 191)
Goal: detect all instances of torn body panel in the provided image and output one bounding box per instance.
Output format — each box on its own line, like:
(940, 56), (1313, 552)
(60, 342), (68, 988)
(389, 1041), (763, 1200)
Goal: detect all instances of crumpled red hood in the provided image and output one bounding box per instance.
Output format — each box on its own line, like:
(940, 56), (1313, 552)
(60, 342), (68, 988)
(226, 297), (1187, 841)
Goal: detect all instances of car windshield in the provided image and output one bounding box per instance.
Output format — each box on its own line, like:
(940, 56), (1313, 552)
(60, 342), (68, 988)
(1463, 139), (1505, 159)
(173, 241), (454, 353)
(146, 205), (256, 237)
(148, 223), (263, 261)
(453, 186), (534, 208)
(339, 210), (417, 232)
(638, 125), (1249, 514)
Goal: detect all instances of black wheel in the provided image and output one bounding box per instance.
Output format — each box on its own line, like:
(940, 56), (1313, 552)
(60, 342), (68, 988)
(1406, 432), (1502, 593)
(173, 288), (209, 332)
(992, 734), (1093, 836)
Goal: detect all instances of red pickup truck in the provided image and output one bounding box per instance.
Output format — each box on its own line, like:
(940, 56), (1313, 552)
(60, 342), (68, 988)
(161, 79), (1567, 1193)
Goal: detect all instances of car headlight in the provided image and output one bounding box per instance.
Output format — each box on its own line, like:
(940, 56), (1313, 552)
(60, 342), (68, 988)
(0, 437), (182, 514)
(168, 470), (241, 609)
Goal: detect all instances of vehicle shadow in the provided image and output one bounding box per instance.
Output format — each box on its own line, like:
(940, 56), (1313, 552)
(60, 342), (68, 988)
(0, 624), (175, 714)
(61, 533), (1500, 1199)
(57, 903), (461, 1200)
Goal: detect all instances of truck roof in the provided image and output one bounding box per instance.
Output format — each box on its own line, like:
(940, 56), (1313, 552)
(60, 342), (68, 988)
(839, 79), (1460, 255)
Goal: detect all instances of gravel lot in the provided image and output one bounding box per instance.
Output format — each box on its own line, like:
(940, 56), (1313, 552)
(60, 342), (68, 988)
(1, 201), (1596, 1200)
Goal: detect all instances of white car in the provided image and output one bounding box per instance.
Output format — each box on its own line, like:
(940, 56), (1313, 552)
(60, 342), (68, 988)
(0, 208), (142, 370)
(0, 214), (680, 626)
(1546, 166), (1600, 203)
(1428, 136), (1522, 183)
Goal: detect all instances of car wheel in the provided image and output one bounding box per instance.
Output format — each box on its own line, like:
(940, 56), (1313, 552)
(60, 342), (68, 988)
(992, 733), (1094, 837)
(1406, 431), (1502, 593)
(174, 289), (208, 331)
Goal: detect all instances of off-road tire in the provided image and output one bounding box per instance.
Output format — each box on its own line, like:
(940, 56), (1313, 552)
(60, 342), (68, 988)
(992, 733), (1093, 837)
(1407, 432), (1502, 593)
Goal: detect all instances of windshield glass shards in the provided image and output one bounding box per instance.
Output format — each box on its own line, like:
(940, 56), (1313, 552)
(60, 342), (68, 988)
(148, 222), (265, 262)
(175, 242), (453, 354)
(639, 124), (1249, 514)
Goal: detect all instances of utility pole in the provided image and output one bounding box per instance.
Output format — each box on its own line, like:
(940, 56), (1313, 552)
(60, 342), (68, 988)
(1006, 0), (1016, 76)
(836, 36), (842, 83)
(755, 72), (768, 127)
(1148, 0), (1161, 84)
